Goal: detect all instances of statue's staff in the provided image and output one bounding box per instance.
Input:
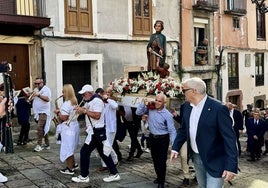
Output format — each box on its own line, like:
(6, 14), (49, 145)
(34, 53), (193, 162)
(151, 50), (163, 59)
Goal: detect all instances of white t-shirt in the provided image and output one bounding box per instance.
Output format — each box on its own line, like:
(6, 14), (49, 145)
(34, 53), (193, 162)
(33, 85), (51, 115)
(85, 97), (105, 128)
(104, 99), (118, 133)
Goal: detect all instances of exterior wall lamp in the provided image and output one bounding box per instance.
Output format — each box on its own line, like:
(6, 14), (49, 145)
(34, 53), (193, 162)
(251, 0), (268, 13)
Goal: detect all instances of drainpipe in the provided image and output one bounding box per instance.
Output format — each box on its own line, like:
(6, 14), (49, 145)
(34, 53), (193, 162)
(178, 0), (182, 78)
(41, 47), (46, 81)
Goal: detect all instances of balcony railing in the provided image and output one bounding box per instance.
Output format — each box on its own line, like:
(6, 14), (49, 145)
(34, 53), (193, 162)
(193, 0), (219, 12)
(224, 0), (247, 16)
(228, 76), (239, 90)
(255, 75), (264, 86)
(0, 0), (46, 17)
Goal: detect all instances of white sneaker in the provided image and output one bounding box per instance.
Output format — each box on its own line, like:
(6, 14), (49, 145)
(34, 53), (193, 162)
(34, 145), (43, 152)
(72, 175), (89, 183)
(0, 172), (8, 183)
(103, 173), (121, 182)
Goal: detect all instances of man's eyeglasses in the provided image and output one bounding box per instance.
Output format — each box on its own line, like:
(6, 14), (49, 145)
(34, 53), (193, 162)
(182, 88), (193, 94)
(34, 82), (41, 85)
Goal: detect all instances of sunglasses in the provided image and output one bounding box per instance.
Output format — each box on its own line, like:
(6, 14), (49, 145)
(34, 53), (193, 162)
(182, 88), (193, 93)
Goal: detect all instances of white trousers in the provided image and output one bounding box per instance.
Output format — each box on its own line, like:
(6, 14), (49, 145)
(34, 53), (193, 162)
(101, 132), (118, 167)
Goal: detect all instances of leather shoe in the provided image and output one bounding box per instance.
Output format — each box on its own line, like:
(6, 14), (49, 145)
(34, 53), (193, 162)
(135, 150), (143, 158)
(153, 179), (159, 184)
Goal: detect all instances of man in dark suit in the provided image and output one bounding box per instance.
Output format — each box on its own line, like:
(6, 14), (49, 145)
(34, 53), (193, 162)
(246, 109), (266, 161)
(226, 102), (243, 156)
(170, 77), (238, 188)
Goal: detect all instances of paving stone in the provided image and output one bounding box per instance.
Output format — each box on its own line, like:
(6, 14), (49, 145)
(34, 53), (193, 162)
(23, 155), (51, 166)
(33, 178), (67, 188)
(1, 122), (267, 188)
(20, 168), (50, 181)
(4, 179), (35, 188)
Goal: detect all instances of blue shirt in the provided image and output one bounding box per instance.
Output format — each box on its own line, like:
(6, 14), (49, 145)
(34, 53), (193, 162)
(136, 103), (177, 144)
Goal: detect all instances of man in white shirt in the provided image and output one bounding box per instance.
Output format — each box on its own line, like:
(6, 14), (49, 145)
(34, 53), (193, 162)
(171, 77), (238, 188)
(32, 78), (51, 152)
(97, 87), (119, 171)
(72, 85), (120, 183)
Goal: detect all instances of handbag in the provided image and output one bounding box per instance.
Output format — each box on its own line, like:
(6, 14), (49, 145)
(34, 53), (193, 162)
(88, 116), (107, 141)
(93, 127), (107, 142)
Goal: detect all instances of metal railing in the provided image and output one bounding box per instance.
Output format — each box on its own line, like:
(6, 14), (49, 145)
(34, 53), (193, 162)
(226, 0), (247, 11)
(194, 0), (219, 6)
(255, 75), (264, 86)
(228, 76), (239, 90)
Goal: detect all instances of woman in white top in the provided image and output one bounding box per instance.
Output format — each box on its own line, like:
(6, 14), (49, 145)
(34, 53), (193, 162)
(54, 84), (80, 175)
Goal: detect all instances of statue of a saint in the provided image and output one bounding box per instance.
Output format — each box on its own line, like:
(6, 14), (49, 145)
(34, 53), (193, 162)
(147, 20), (166, 71)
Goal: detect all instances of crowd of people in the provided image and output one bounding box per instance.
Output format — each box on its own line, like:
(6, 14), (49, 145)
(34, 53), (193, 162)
(0, 76), (268, 187)
(0, 20), (267, 187)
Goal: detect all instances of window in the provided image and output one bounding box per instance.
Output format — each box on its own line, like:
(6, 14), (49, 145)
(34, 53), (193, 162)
(227, 0), (246, 10)
(255, 53), (264, 86)
(233, 17), (240, 29)
(256, 8), (266, 40)
(65, 0), (92, 34)
(228, 53), (239, 90)
(194, 21), (209, 65)
(133, 0), (152, 36)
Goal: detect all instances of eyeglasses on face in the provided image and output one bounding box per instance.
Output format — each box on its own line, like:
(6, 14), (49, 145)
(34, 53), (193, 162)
(35, 82), (41, 85)
(182, 88), (193, 94)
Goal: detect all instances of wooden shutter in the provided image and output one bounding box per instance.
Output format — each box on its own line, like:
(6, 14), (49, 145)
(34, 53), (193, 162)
(65, 0), (92, 34)
(133, 0), (152, 36)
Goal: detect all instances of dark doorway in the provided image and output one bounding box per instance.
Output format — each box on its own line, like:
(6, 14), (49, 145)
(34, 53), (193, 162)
(63, 60), (91, 102)
(255, 99), (264, 110)
(229, 95), (241, 111)
(0, 44), (29, 90)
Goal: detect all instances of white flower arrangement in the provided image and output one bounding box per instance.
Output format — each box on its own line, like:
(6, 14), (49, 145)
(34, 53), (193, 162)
(109, 72), (181, 97)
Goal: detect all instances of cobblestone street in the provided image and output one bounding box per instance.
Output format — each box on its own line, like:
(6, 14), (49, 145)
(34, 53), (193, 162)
(0, 125), (267, 188)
